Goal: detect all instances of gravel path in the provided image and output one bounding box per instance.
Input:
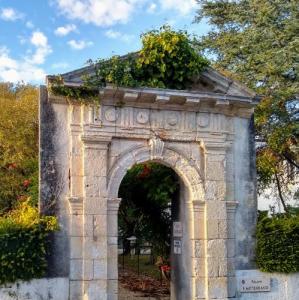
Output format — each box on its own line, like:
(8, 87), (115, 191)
(118, 284), (170, 300)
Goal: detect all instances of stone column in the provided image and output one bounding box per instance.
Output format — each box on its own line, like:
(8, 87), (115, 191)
(81, 135), (111, 300)
(107, 198), (121, 300)
(68, 105), (85, 299)
(204, 142), (232, 299)
(191, 200), (207, 300)
(226, 201), (238, 298)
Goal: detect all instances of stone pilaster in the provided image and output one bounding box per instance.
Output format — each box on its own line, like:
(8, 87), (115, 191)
(81, 135), (111, 300)
(107, 198), (121, 300)
(190, 200), (207, 300)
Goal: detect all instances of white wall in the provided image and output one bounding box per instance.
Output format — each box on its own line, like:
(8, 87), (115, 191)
(237, 270), (299, 300)
(0, 278), (69, 300)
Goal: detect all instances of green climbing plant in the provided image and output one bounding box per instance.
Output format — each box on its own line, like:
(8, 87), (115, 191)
(49, 26), (209, 101)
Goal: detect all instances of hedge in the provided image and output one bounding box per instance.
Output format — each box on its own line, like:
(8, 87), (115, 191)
(0, 201), (58, 284)
(256, 211), (299, 273)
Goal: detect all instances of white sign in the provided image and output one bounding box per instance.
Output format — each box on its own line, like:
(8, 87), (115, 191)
(239, 277), (271, 293)
(173, 240), (182, 254)
(173, 222), (183, 237)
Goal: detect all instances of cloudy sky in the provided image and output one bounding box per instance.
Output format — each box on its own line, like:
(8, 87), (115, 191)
(0, 0), (210, 84)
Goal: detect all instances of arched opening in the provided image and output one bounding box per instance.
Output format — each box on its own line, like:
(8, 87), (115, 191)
(117, 162), (192, 300)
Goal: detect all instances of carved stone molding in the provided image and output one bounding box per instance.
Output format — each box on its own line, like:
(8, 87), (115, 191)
(107, 198), (121, 214)
(81, 134), (111, 150)
(67, 196), (83, 215)
(192, 200), (206, 213)
(226, 201), (239, 215)
(149, 136), (164, 160)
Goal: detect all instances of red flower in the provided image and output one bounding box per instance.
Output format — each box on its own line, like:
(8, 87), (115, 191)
(23, 179), (30, 188)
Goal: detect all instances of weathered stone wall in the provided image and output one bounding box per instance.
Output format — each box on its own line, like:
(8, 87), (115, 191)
(237, 270), (299, 300)
(233, 117), (257, 270)
(39, 86), (70, 276)
(38, 83), (260, 299)
(0, 278), (69, 300)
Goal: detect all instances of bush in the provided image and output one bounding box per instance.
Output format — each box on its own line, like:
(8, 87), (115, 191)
(256, 211), (299, 273)
(0, 200), (58, 284)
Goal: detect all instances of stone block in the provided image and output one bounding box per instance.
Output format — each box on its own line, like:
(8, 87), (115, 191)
(70, 236), (83, 259)
(70, 214), (83, 237)
(207, 257), (219, 277)
(94, 259), (107, 280)
(84, 176), (107, 198)
(227, 239), (235, 258)
(84, 197), (107, 215)
(194, 240), (205, 258)
(107, 215), (118, 238)
(195, 277), (206, 299)
(107, 279), (118, 294)
(207, 220), (218, 239)
(194, 220), (205, 239)
(71, 175), (83, 196)
(84, 150), (107, 177)
(218, 259), (228, 277)
(71, 154), (83, 176)
(84, 259), (94, 280)
(218, 220), (228, 239)
(205, 180), (226, 201)
(208, 277), (228, 299)
(193, 258), (205, 277)
(227, 219), (235, 238)
(70, 259), (83, 280)
(107, 244), (118, 279)
(206, 161), (225, 181)
(84, 237), (107, 260)
(83, 280), (107, 300)
(207, 239), (227, 258)
(83, 215), (93, 237)
(228, 276), (237, 298)
(70, 280), (83, 300)
(206, 201), (227, 220)
(94, 214), (107, 238)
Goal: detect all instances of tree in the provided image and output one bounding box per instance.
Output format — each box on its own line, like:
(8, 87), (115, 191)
(118, 163), (179, 258)
(0, 83), (39, 214)
(195, 0), (299, 210)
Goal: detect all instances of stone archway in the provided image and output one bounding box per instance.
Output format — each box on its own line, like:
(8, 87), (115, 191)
(40, 80), (258, 300)
(106, 141), (206, 300)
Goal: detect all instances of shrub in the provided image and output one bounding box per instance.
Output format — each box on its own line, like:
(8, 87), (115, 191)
(256, 211), (299, 273)
(0, 200), (58, 284)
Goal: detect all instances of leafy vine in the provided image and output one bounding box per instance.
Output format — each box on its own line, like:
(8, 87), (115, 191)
(48, 26), (209, 102)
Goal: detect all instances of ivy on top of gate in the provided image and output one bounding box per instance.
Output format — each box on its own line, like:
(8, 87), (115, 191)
(48, 26), (209, 102)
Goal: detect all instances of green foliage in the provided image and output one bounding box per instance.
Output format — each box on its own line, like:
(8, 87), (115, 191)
(0, 83), (39, 213)
(0, 200), (58, 284)
(118, 163), (179, 258)
(195, 0), (299, 207)
(49, 26), (209, 100)
(256, 211), (299, 273)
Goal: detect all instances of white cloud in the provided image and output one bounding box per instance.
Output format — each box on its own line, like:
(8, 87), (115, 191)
(54, 0), (140, 27)
(51, 62), (69, 69)
(147, 2), (157, 13)
(25, 21), (34, 28)
(159, 0), (197, 15)
(29, 31), (52, 64)
(0, 7), (24, 21)
(54, 24), (77, 36)
(0, 46), (46, 83)
(0, 30), (52, 83)
(68, 39), (93, 50)
(105, 29), (134, 43)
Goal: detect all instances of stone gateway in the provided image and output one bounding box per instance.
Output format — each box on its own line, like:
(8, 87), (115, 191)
(40, 66), (259, 300)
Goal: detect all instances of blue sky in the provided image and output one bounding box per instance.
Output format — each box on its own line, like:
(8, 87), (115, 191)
(0, 0), (210, 84)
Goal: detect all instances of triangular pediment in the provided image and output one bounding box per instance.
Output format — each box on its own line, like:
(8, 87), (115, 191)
(51, 63), (256, 99)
